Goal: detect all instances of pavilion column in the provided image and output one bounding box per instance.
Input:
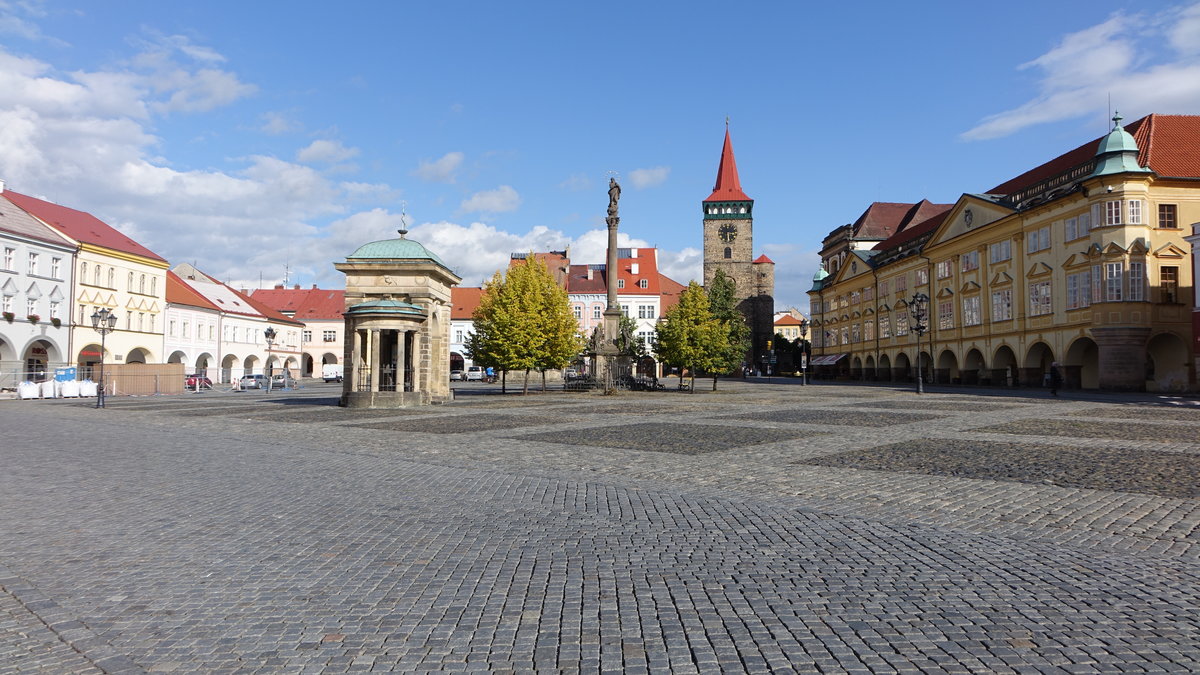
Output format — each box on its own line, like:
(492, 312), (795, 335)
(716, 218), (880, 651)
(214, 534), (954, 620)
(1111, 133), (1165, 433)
(410, 331), (421, 394)
(369, 328), (381, 392)
(350, 328), (363, 391)
(396, 329), (407, 392)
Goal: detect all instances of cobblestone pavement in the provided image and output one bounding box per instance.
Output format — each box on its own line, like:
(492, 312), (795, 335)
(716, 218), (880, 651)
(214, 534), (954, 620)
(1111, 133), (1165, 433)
(1, 380), (1198, 673)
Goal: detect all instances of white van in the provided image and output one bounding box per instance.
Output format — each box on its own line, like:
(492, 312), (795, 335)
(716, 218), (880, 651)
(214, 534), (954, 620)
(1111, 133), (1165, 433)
(466, 366), (484, 381)
(322, 364), (344, 383)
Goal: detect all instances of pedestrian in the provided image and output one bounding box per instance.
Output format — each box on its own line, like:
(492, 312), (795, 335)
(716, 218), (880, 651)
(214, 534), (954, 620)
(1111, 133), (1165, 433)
(1049, 361), (1062, 396)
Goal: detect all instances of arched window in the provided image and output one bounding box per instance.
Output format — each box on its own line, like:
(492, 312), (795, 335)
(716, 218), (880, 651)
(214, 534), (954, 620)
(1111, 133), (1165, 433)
(93, 266), (101, 285)
(81, 262), (88, 281)
(128, 272), (134, 290)
(139, 274), (145, 294)
(108, 268), (115, 288)
(724, 247), (732, 259)
(151, 277), (157, 296)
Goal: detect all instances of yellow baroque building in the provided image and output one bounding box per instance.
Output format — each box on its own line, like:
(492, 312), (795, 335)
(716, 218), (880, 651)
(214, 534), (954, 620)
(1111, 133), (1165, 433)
(809, 113), (1198, 393)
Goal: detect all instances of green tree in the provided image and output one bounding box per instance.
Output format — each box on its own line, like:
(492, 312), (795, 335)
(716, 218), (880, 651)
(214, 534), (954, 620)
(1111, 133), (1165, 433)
(465, 254), (582, 394)
(706, 269), (751, 386)
(654, 282), (729, 391)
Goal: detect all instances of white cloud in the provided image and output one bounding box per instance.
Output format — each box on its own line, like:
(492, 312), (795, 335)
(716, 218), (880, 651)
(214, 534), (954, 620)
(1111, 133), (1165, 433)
(260, 111), (300, 135)
(460, 185), (521, 214)
(628, 166), (670, 189)
(558, 173), (591, 192)
(962, 3), (1200, 140)
(412, 151), (463, 183)
(296, 139), (360, 164)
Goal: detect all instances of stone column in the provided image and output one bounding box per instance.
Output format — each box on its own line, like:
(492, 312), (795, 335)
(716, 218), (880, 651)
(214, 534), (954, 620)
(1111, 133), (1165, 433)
(400, 329), (410, 391)
(1093, 326), (1152, 391)
(369, 328), (381, 392)
(410, 331), (421, 395)
(349, 328), (362, 392)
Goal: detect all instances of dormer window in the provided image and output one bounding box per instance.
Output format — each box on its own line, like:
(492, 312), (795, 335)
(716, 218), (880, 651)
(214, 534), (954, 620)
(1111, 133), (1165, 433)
(638, 279), (648, 289)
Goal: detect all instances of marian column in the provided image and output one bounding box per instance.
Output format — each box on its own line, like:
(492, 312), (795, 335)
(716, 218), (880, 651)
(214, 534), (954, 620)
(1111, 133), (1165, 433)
(597, 177), (623, 391)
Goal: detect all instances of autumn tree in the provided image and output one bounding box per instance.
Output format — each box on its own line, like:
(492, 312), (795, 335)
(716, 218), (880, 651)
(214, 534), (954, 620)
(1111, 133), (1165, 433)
(466, 254), (582, 394)
(705, 269), (751, 387)
(653, 282), (729, 391)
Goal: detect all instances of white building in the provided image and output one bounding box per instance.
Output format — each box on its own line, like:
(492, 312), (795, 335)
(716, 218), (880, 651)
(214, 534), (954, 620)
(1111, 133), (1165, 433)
(169, 264), (305, 384)
(0, 188), (75, 388)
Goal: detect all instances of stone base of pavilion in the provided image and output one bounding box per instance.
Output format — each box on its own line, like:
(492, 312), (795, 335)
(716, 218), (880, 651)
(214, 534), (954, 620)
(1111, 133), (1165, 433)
(340, 390), (446, 408)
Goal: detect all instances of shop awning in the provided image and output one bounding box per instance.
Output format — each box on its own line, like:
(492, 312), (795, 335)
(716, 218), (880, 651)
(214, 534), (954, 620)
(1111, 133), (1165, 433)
(810, 353), (848, 366)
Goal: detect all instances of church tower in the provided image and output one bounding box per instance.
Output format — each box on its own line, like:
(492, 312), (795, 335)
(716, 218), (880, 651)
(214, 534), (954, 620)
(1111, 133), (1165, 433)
(702, 125), (775, 369)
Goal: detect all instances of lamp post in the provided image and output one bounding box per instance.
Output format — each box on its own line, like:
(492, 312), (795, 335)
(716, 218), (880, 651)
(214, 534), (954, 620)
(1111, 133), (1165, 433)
(909, 293), (929, 394)
(90, 308), (118, 408)
(264, 327), (277, 392)
(799, 318), (809, 386)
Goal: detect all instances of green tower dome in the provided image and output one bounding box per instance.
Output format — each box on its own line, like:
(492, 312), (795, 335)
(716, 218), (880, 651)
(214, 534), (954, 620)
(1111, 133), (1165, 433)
(347, 230), (449, 268)
(1091, 112), (1151, 178)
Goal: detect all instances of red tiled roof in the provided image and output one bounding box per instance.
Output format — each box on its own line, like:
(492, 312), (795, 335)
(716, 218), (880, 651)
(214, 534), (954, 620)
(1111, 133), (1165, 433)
(166, 271), (220, 311)
(451, 286), (484, 320)
(236, 288), (303, 326)
(251, 286), (345, 320)
(563, 248), (660, 295)
(4, 189), (166, 262)
(989, 114), (1200, 195)
(775, 315), (804, 326)
(753, 254), (774, 264)
(850, 200), (952, 241)
(872, 211), (950, 252)
(705, 128), (752, 202)
(508, 251), (570, 288)
(658, 274), (687, 313)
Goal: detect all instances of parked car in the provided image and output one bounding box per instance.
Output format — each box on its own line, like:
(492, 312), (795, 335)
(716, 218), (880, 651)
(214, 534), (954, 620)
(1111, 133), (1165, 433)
(450, 369), (464, 381)
(185, 374), (213, 389)
(240, 374), (267, 389)
(564, 367), (583, 381)
(466, 366), (485, 381)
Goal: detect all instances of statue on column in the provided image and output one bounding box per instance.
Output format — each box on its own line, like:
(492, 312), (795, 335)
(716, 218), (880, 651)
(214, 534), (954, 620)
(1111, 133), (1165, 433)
(607, 177), (621, 223)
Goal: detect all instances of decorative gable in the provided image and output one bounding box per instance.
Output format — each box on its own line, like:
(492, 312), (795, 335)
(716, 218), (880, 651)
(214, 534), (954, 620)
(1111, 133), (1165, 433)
(960, 281), (981, 293)
(928, 197), (1015, 245)
(989, 271), (1013, 286)
(1026, 262), (1053, 278)
(936, 287), (955, 299)
(1153, 242), (1187, 258)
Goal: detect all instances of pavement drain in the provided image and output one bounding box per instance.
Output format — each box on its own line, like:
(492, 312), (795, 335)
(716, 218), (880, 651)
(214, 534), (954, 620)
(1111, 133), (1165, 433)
(976, 418), (1200, 444)
(798, 438), (1200, 499)
(518, 422), (807, 454)
(722, 408), (945, 427)
(350, 414), (563, 433)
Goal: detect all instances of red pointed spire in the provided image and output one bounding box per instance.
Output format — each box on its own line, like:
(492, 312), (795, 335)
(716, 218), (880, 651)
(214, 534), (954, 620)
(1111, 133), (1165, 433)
(706, 125), (751, 202)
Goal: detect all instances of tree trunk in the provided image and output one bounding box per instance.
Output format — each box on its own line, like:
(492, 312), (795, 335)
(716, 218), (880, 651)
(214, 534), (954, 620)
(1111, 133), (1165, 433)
(541, 370), (546, 391)
(502, 370), (507, 393)
(712, 374), (718, 391)
(523, 369), (530, 395)
(690, 372), (696, 393)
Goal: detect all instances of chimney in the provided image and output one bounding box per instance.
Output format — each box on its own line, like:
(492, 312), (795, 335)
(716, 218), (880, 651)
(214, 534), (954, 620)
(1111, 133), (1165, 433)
(312, 284), (318, 289)
(630, 248), (638, 259)
(587, 268), (593, 280)
(274, 284), (284, 290)
(631, 263), (639, 275)
(294, 284), (300, 289)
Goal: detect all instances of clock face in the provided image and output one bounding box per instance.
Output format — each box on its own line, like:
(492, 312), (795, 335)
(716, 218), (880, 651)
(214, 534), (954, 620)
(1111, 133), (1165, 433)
(719, 224), (737, 242)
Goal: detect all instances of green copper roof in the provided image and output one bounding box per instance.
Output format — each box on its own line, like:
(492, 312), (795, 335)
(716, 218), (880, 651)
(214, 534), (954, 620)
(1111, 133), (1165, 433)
(345, 298), (427, 317)
(809, 266), (830, 293)
(348, 232), (449, 267)
(1091, 112), (1151, 178)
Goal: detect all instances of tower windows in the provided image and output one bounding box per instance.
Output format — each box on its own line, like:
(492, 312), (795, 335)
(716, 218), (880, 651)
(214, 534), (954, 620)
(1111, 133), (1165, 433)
(724, 247), (731, 259)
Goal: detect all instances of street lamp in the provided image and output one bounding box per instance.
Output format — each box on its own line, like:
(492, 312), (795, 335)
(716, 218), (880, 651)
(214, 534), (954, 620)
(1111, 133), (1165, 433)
(798, 318), (809, 386)
(909, 293), (929, 394)
(90, 308), (118, 408)
(264, 327), (277, 392)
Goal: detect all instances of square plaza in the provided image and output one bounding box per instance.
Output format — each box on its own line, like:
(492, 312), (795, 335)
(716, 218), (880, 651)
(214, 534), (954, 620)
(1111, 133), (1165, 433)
(1, 381), (1198, 673)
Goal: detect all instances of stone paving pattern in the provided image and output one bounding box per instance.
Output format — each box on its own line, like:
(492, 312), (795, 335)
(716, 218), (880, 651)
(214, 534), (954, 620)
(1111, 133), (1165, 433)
(0, 380), (1198, 673)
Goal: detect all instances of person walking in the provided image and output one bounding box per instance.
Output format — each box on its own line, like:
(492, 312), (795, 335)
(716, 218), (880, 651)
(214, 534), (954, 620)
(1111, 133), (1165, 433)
(1049, 362), (1063, 396)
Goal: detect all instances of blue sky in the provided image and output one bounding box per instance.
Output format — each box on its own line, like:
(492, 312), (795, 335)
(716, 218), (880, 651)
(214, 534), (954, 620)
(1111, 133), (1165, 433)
(2, 1), (1199, 312)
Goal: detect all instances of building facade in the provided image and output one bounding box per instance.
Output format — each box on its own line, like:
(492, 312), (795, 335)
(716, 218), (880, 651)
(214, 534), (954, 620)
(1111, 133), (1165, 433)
(5, 188), (169, 373)
(0, 187), (75, 387)
(701, 126), (775, 364)
(251, 285), (345, 378)
(810, 113), (1198, 392)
